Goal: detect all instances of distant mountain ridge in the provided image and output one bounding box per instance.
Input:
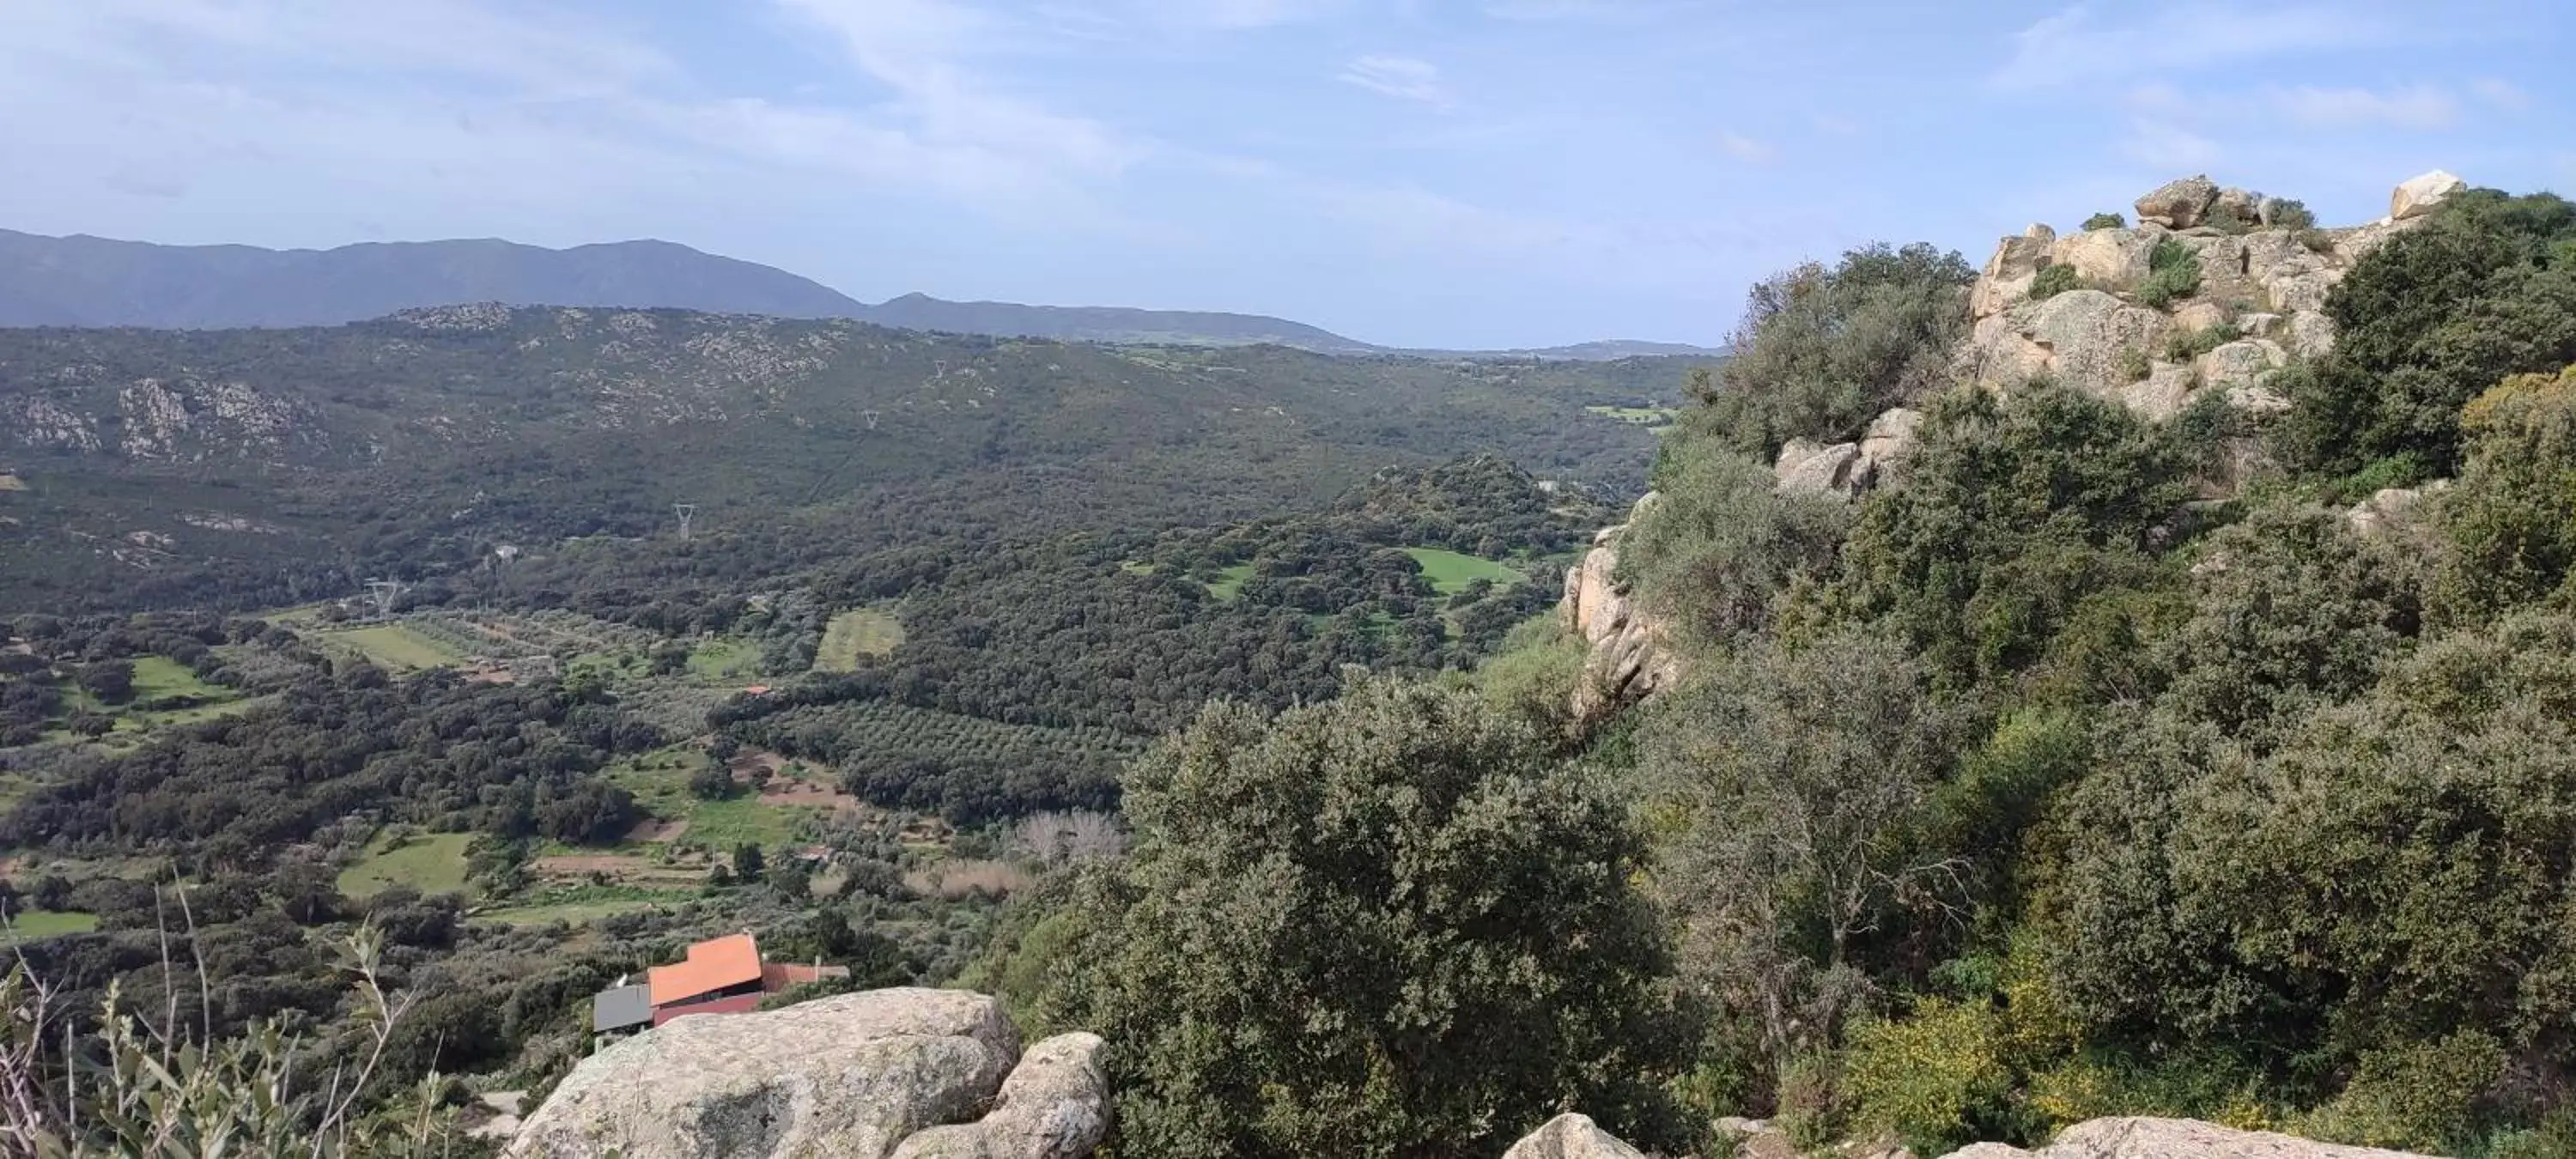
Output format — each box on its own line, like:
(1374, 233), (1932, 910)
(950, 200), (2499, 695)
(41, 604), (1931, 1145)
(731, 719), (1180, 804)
(0, 229), (1719, 361)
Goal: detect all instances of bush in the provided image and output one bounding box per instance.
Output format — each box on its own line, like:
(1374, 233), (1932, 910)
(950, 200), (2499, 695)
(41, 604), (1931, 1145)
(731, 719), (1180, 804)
(2434, 365), (2576, 619)
(2136, 240), (2203, 309)
(2276, 189), (2576, 477)
(2266, 198), (2318, 230)
(1683, 241), (1975, 454)
(2297, 1031), (2504, 1153)
(2162, 320), (2242, 363)
(2027, 264), (2082, 301)
(1054, 678), (1692, 1157)
(1844, 997), (2012, 1155)
(2116, 346), (2151, 383)
(1622, 449), (1850, 649)
(2081, 212), (2126, 231)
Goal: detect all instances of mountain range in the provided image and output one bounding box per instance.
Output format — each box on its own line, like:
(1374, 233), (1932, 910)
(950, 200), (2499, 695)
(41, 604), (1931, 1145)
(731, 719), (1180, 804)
(0, 229), (1718, 361)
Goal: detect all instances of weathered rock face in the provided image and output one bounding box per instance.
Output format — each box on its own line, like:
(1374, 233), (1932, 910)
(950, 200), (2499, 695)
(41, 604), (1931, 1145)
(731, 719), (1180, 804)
(506, 988), (1106, 1159)
(2136, 175), (2221, 228)
(1562, 495), (1681, 723)
(1960, 172), (2452, 434)
(1502, 1113), (1647, 1159)
(2390, 169), (2465, 221)
(1776, 438), (1865, 495)
(891, 1033), (1109, 1159)
(2345, 482), (2449, 537)
(1934, 1116), (2439, 1159)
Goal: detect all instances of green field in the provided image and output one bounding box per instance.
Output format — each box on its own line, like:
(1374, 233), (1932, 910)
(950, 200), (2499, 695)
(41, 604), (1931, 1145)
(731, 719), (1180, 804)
(686, 638), (762, 683)
(322, 624), (465, 671)
(816, 609), (906, 672)
(1404, 548), (1525, 597)
(475, 884), (682, 926)
(7, 910), (99, 939)
(607, 749), (816, 849)
(1206, 563), (1255, 602)
(1585, 404), (1678, 426)
(129, 655), (223, 701)
(337, 832), (475, 897)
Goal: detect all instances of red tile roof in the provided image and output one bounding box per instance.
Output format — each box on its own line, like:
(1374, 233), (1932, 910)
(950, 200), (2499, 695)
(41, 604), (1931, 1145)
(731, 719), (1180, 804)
(647, 933), (763, 1007)
(651, 993), (763, 1026)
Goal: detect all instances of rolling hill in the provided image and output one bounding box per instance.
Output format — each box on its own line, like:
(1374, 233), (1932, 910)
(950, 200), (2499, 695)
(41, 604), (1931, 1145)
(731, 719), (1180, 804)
(0, 229), (1721, 359)
(0, 304), (1709, 614)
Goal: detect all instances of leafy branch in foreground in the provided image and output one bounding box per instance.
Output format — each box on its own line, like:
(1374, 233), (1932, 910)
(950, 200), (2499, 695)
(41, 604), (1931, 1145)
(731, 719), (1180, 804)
(0, 918), (477, 1158)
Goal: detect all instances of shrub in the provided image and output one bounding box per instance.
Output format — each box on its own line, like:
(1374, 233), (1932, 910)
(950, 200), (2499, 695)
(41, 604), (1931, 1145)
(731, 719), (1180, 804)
(2081, 212), (2126, 231)
(2162, 320), (2243, 363)
(2275, 189), (2576, 477)
(1684, 241), (1975, 454)
(2026, 263), (2082, 301)
(2434, 365), (2576, 618)
(2136, 240), (2203, 309)
(2117, 346), (2152, 383)
(2297, 1032), (2505, 1153)
(2266, 198), (2318, 230)
(1844, 997), (2012, 1155)
(1054, 678), (1692, 1157)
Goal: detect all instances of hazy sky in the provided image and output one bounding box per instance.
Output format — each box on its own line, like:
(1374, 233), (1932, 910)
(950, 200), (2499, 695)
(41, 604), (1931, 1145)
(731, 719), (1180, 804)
(3, 1), (2568, 349)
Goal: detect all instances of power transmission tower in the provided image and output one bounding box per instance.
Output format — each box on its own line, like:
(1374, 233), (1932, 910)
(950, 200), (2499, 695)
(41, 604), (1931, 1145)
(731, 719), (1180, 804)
(673, 503), (697, 541)
(364, 580), (407, 620)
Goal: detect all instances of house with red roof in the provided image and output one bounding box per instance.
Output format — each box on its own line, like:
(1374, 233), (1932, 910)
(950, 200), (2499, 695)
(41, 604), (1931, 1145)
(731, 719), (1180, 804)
(590, 931), (852, 1047)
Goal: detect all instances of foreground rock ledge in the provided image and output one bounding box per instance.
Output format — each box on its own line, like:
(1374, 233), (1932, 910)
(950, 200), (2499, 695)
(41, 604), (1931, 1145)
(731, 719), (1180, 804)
(505, 987), (1109, 1159)
(1936, 1116), (2439, 1158)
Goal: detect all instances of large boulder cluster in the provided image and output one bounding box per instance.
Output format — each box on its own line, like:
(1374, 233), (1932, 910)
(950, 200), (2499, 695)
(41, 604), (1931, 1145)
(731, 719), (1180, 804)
(1960, 171), (2461, 421)
(1563, 493), (1684, 724)
(505, 988), (1109, 1159)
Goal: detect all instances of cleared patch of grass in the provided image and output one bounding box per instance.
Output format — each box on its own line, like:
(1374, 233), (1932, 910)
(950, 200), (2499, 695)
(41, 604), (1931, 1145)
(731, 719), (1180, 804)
(1584, 405), (1677, 426)
(604, 748), (812, 851)
(6, 910), (99, 940)
(475, 884), (684, 926)
(337, 832), (475, 898)
(1403, 548), (1525, 597)
(1206, 563), (1255, 602)
(323, 625), (465, 671)
(815, 609), (905, 673)
(685, 638), (762, 683)
(128, 656), (221, 701)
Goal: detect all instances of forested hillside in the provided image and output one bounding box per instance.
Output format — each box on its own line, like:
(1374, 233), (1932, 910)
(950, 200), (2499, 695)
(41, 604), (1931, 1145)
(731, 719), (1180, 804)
(0, 304), (1693, 613)
(955, 175), (2576, 1159)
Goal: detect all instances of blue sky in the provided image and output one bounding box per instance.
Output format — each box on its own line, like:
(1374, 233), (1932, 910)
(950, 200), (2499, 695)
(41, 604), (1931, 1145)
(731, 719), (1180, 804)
(2, 1), (2568, 349)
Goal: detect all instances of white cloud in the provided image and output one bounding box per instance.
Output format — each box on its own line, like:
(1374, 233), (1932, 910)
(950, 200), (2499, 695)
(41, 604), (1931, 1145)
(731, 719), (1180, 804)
(1991, 3), (2390, 91)
(1482, 0), (1699, 21)
(1809, 112), (1860, 137)
(1715, 130), (1776, 165)
(2271, 83), (2459, 130)
(1338, 56), (1455, 109)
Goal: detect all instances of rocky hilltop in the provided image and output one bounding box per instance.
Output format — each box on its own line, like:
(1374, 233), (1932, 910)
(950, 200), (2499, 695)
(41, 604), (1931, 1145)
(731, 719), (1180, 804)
(1558, 171), (2466, 719)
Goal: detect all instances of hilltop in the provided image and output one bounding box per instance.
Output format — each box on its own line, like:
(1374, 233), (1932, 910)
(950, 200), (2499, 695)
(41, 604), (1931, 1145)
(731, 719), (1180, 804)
(0, 228), (1721, 359)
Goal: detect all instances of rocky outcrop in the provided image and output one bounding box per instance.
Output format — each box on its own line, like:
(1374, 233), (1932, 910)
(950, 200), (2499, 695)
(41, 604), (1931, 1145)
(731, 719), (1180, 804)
(2136, 175), (2221, 228)
(1563, 495), (1681, 723)
(1502, 1113), (1647, 1159)
(1960, 172), (2457, 429)
(2345, 482), (2448, 537)
(1933, 1116), (2438, 1159)
(891, 1033), (1109, 1159)
(1776, 439), (1865, 495)
(2390, 169), (2465, 221)
(506, 988), (1106, 1159)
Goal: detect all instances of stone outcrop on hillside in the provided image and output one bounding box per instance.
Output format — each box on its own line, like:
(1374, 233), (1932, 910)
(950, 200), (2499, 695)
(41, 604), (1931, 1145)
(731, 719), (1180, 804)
(1934, 1116), (2439, 1159)
(1502, 1113), (1649, 1159)
(1563, 494), (1682, 723)
(1535, 1113), (2435, 1159)
(505, 988), (1108, 1159)
(1961, 171), (2458, 424)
